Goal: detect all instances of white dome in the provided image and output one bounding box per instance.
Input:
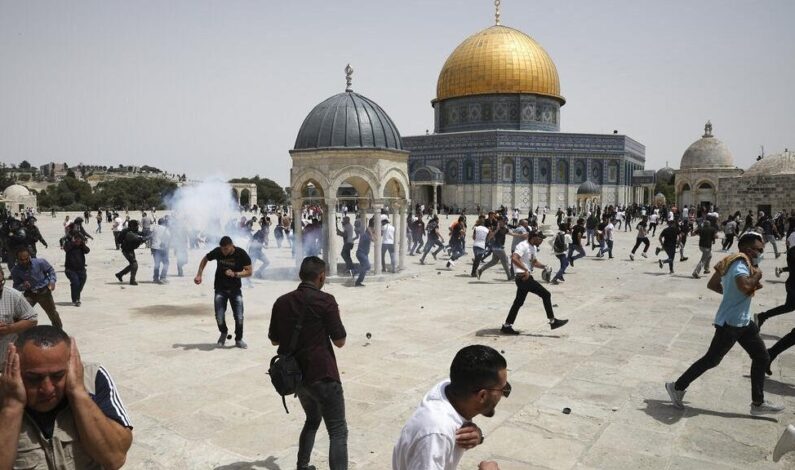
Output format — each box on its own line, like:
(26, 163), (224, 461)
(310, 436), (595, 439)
(3, 184), (30, 198)
(743, 150), (795, 177)
(680, 121), (734, 170)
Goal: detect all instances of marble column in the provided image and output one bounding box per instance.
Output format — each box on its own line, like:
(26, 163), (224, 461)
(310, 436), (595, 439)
(325, 198), (338, 276)
(431, 185), (437, 215)
(398, 203), (407, 271)
(372, 204), (382, 275)
(292, 199), (303, 268)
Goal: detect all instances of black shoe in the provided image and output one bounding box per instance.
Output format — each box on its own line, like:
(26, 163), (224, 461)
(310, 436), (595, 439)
(550, 318), (569, 330)
(500, 325), (521, 335)
(129, 280), (138, 286)
(767, 352), (774, 376)
(680, 257), (688, 262)
(655, 247), (661, 256)
(217, 333), (226, 347)
(658, 259), (663, 269)
(569, 258), (575, 267)
(115, 273), (123, 283)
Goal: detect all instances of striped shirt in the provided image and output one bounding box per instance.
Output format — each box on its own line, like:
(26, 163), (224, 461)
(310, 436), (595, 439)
(0, 286), (37, 364)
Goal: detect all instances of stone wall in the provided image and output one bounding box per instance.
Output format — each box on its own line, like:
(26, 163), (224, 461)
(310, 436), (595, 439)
(718, 174), (795, 216)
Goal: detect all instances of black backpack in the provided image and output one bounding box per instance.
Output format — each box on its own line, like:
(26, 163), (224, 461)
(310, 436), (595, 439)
(553, 233), (566, 253)
(267, 298), (313, 413)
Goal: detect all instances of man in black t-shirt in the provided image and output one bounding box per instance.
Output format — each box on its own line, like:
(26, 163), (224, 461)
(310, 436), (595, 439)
(195, 236), (252, 348)
(690, 220), (718, 279)
(658, 220), (680, 274)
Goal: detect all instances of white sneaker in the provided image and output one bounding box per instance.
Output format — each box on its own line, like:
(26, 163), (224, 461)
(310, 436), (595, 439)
(641, 252), (648, 258)
(665, 382), (685, 409)
(774, 424), (795, 462)
(750, 401), (785, 415)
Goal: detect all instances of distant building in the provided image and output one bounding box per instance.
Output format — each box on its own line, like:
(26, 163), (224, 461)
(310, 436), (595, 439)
(0, 184), (37, 213)
(718, 150), (795, 217)
(39, 162), (69, 179)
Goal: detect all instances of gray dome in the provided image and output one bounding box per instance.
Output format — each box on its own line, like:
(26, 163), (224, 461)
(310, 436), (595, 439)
(680, 121), (734, 170)
(294, 91), (402, 151)
(577, 180), (600, 195)
(743, 150), (795, 177)
(655, 166), (675, 183)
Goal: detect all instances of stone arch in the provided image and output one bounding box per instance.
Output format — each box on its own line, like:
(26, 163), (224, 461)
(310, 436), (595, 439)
(329, 166), (380, 199)
(231, 188), (239, 202)
(292, 167), (330, 199)
(520, 159), (532, 182)
(239, 188), (251, 206)
(538, 159), (550, 184)
(381, 168), (410, 200)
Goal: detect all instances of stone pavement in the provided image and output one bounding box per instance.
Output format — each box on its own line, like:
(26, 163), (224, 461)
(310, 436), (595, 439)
(20, 214), (795, 469)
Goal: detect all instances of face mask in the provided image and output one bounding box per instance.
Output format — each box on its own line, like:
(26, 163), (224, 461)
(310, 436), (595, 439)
(753, 254), (764, 266)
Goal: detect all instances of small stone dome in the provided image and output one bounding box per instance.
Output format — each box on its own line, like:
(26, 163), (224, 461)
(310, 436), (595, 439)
(577, 180), (600, 195)
(680, 121), (734, 170)
(294, 70), (402, 151)
(743, 150), (795, 177)
(3, 184), (30, 198)
(656, 166), (675, 183)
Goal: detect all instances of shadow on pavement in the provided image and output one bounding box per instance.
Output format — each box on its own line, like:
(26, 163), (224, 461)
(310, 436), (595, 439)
(172, 343), (219, 351)
(476, 328), (561, 339)
(214, 456), (281, 470)
(745, 376), (795, 397)
(760, 333), (782, 341)
(642, 398), (778, 425)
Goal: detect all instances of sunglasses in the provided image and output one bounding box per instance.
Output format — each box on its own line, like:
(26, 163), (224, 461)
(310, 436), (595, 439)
(479, 381), (512, 398)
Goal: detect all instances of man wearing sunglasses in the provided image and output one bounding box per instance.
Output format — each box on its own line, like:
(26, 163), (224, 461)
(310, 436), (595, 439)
(393, 345), (507, 470)
(666, 232), (784, 415)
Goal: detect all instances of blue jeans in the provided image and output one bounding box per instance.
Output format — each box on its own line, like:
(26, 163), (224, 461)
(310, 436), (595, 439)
(599, 239), (613, 258)
(296, 380), (348, 470)
(553, 253), (569, 281)
(567, 243), (585, 262)
(381, 244), (396, 273)
(151, 249), (169, 281)
(64, 269), (87, 303)
(214, 289), (244, 341)
(586, 228), (595, 246)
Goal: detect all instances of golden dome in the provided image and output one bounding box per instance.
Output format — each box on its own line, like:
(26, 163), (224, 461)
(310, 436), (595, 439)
(436, 25), (564, 103)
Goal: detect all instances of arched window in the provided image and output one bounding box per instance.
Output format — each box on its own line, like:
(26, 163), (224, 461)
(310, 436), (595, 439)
(557, 160), (569, 184)
(464, 160), (474, 182)
(574, 161), (585, 183)
(446, 160), (458, 184)
(520, 160), (532, 182)
(481, 158), (492, 183)
(502, 157), (514, 182)
(591, 163), (601, 183)
(607, 162), (618, 183)
(538, 160), (550, 183)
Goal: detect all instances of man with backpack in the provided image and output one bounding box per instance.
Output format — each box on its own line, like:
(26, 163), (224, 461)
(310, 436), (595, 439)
(269, 256), (348, 470)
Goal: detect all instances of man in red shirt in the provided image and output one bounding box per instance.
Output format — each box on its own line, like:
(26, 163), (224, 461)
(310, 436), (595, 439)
(269, 256), (348, 470)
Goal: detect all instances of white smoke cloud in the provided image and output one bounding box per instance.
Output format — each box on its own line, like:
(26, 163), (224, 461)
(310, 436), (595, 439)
(164, 177), (242, 244)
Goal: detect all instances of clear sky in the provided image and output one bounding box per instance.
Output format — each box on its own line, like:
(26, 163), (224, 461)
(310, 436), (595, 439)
(1, 0), (793, 186)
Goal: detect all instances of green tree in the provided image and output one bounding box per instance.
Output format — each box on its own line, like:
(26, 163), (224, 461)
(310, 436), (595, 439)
(19, 160), (31, 169)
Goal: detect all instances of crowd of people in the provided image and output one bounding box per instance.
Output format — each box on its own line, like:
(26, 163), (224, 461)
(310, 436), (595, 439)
(0, 199), (794, 469)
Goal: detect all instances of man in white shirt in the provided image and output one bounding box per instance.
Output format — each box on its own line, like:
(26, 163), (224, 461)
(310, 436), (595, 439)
(381, 219), (397, 273)
(149, 218), (171, 283)
(392, 345), (507, 470)
(470, 220), (491, 277)
(597, 218), (615, 259)
(502, 231), (568, 334)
